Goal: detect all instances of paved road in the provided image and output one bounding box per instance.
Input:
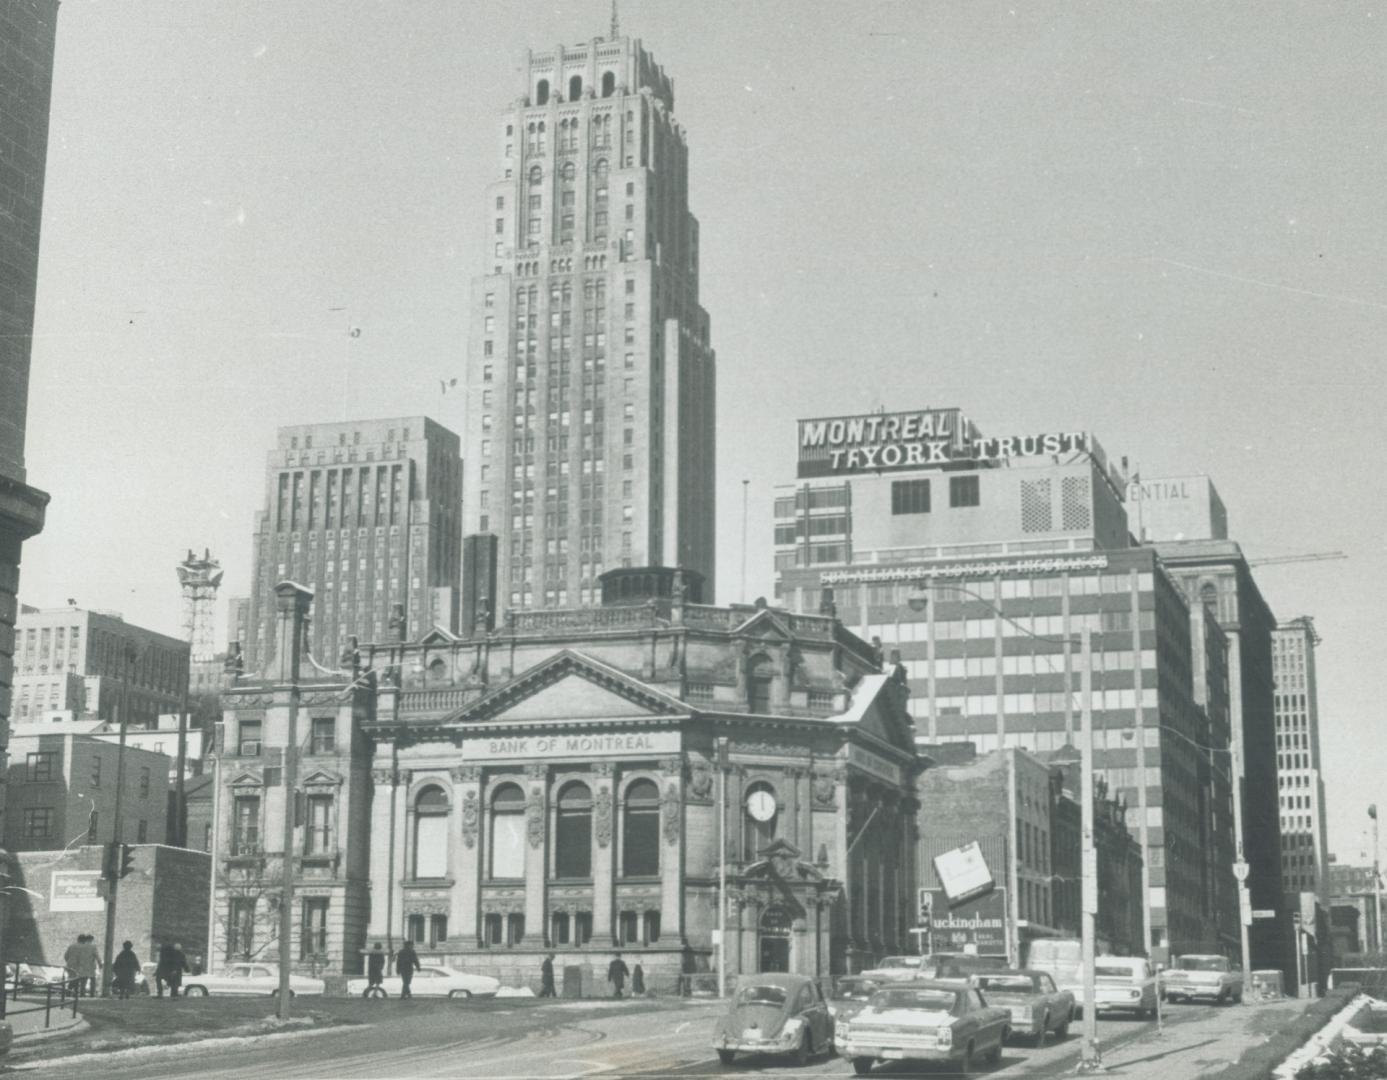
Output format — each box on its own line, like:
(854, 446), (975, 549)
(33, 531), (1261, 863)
(21, 997), (1223, 1080)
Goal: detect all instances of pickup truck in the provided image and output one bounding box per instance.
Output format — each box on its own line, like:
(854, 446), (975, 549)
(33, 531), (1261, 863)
(1162, 954), (1244, 1004)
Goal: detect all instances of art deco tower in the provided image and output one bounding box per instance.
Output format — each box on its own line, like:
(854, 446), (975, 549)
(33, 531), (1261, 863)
(462, 27), (717, 613)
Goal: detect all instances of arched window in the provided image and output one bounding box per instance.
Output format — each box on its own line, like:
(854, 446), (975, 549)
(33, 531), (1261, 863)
(529, 164), (543, 187)
(601, 71), (616, 98)
(489, 783), (526, 878)
(1200, 582), (1218, 610)
(555, 781), (592, 878)
(621, 779), (660, 877)
(742, 781), (777, 858)
(536, 79), (550, 106)
(413, 785), (449, 879)
(569, 74), (583, 101)
(747, 654), (774, 714)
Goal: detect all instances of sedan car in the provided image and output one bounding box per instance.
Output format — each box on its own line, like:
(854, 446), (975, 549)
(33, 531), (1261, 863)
(345, 964), (500, 1000)
(829, 976), (882, 1025)
(182, 962), (326, 997)
(1093, 957), (1158, 1018)
(971, 969), (1074, 1045)
(16, 963), (71, 991)
(1162, 954), (1243, 1004)
(712, 973), (834, 1067)
(835, 980), (1010, 1075)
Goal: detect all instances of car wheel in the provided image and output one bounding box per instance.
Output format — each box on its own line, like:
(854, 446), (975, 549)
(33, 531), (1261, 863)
(791, 1031), (810, 1068)
(716, 1049), (736, 1066)
(364, 986), (387, 1000)
(184, 985), (208, 997)
(448, 989), (473, 1000)
(959, 1041), (975, 1075)
(989, 1032), (1006, 1063)
(1035, 1012), (1049, 1047)
(851, 1058), (874, 1076)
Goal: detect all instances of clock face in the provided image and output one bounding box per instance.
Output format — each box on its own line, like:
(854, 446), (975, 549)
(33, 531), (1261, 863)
(747, 790), (777, 823)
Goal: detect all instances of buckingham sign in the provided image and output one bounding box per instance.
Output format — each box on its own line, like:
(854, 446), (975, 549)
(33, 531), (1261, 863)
(922, 888), (1008, 955)
(797, 409), (1090, 478)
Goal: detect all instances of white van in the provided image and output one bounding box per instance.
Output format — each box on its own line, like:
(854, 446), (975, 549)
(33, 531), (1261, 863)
(1024, 939), (1084, 999)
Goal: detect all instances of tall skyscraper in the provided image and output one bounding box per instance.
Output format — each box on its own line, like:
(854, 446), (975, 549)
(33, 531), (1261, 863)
(243, 418), (462, 674)
(0, 0), (59, 788)
(1273, 616), (1329, 901)
(461, 28), (717, 614)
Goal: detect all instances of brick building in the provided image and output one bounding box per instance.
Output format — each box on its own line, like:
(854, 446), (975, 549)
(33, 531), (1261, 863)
(211, 570), (920, 985)
(3, 844), (210, 972)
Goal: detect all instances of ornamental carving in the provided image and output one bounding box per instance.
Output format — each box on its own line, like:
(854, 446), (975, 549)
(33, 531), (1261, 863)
(527, 787), (545, 849)
(591, 761), (615, 779)
(452, 765), (482, 783)
(461, 791), (479, 849)
(482, 899), (526, 915)
(524, 762), (547, 780)
(595, 790), (613, 848)
(732, 740), (802, 758)
(658, 756), (683, 775)
(661, 782), (680, 845)
(812, 772), (836, 808)
(688, 763), (714, 803)
(370, 769), (395, 786)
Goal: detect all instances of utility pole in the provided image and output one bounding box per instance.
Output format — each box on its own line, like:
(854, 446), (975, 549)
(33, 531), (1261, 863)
(1371, 805), (1382, 953)
(716, 736), (729, 998)
(101, 641), (138, 996)
(1078, 627), (1101, 1072)
(275, 582), (312, 1020)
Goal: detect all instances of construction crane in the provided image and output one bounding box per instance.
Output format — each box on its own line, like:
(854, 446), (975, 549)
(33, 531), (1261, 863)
(1246, 551), (1346, 568)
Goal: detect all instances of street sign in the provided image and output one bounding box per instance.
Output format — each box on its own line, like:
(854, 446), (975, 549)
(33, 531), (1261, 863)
(1082, 848), (1098, 915)
(1239, 887), (1252, 927)
(1233, 861), (1250, 882)
(921, 887), (1007, 955)
(1252, 909), (1276, 920)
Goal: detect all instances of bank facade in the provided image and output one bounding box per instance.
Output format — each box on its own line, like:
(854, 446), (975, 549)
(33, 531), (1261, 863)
(212, 572), (920, 987)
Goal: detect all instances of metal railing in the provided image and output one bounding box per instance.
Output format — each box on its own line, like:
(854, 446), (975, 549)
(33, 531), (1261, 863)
(1, 961), (83, 1027)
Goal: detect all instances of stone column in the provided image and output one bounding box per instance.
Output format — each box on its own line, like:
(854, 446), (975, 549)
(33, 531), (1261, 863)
(366, 759), (396, 943)
(452, 765), (482, 946)
(592, 763), (615, 945)
(659, 756), (684, 942)
(523, 763), (548, 946)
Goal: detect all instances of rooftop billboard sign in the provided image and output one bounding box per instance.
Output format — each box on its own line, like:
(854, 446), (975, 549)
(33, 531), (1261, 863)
(796, 409), (1092, 478)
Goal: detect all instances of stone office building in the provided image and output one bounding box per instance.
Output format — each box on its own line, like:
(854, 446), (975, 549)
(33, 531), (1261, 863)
(212, 570), (920, 986)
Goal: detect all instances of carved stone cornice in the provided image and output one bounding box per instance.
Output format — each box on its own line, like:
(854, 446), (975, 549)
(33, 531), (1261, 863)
(452, 765), (482, 783)
(370, 768), (395, 786)
(524, 762), (547, 780)
(591, 761), (615, 778)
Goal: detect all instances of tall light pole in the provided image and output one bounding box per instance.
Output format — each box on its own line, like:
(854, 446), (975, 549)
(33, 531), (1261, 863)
(716, 736), (729, 998)
(1371, 805), (1382, 954)
(274, 582), (312, 1020)
(101, 641), (139, 996)
(1078, 626), (1101, 1072)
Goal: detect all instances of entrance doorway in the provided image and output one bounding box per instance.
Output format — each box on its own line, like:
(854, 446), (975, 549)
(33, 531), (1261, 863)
(759, 906), (792, 973)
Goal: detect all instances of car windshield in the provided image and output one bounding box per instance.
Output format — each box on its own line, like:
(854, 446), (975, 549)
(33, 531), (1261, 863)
(1096, 963), (1139, 978)
(737, 985), (788, 1006)
(877, 956), (917, 968)
(835, 980), (878, 1001)
(872, 988), (957, 1012)
(975, 975), (1037, 994)
(1176, 957), (1228, 972)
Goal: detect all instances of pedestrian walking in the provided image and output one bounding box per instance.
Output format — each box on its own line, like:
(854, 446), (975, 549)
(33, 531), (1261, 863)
(63, 934), (82, 990)
(396, 940), (421, 999)
(607, 952), (629, 999)
(366, 943), (386, 996)
(112, 941), (140, 1000)
(75, 934), (101, 996)
(166, 942), (188, 998)
(631, 962), (645, 996)
(539, 953), (556, 997)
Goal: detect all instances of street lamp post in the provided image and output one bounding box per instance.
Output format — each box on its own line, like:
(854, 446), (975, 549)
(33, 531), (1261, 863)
(101, 641), (139, 996)
(274, 582), (312, 1021)
(1371, 805), (1382, 954)
(1078, 626), (1101, 1072)
(716, 736), (729, 998)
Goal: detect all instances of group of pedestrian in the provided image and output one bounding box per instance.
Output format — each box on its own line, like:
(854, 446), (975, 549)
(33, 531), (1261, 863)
(606, 952), (644, 998)
(365, 939), (421, 998)
(62, 933), (101, 996)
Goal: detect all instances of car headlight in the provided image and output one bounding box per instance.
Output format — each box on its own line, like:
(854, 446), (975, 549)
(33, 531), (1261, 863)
(837, 1021), (850, 1039)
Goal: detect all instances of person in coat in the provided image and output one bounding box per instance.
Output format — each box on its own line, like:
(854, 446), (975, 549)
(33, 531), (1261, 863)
(366, 943), (387, 994)
(631, 962), (645, 996)
(396, 940), (421, 999)
(539, 953), (556, 997)
(112, 941), (141, 1000)
(607, 952), (630, 999)
(74, 935), (102, 996)
(165, 942), (189, 998)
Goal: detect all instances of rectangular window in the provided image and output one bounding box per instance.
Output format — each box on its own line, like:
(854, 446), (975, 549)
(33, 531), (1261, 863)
(949, 475), (980, 508)
(891, 479), (930, 515)
(301, 898), (329, 958)
(618, 910), (640, 946)
(310, 717), (335, 754)
(484, 913), (503, 946)
(233, 795), (261, 855)
(238, 720), (262, 756)
(228, 898), (257, 960)
(306, 795), (333, 854)
(507, 913), (526, 946)
(26, 752), (56, 782)
(139, 767), (151, 798)
(22, 808), (53, 840)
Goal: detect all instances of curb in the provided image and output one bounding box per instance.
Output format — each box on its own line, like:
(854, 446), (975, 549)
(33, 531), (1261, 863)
(11, 1017), (88, 1043)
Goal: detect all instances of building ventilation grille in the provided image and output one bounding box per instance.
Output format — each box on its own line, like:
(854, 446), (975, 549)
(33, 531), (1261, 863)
(1020, 479), (1053, 533)
(1061, 476), (1092, 530)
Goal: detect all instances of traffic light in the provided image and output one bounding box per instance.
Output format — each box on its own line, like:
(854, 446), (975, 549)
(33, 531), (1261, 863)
(917, 888), (934, 930)
(102, 840), (119, 881)
(119, 843), (136, 879)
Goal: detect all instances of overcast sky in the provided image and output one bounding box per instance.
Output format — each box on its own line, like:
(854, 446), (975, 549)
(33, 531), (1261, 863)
(22, 1), (1386, 861)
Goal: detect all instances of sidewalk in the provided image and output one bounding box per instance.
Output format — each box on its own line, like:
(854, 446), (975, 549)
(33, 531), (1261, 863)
(5, 998), (85, 1040)
(1088, 998), (1311, 1079)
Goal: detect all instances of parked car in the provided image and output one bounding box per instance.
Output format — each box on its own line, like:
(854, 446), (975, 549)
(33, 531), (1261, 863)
(182, 962), (325, 997)
(858, 955), (929, 981)
(712, 973), (834, 1067)
(835, 979), (1010, 1075)
(971, 969), (1075, 1045)
(1092, 957), (1159, 1018)
(1162, 954), (1243, 1004)
(15, 963), (71, 991)
(828, 976), (881, 1024)
(927, 953), (1011, 982)
(344, 965), (499, 1000)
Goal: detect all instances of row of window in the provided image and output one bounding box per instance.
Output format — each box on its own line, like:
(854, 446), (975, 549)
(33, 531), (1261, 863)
(22, 807), (150, 843)
(236, 717), (335, 757)
(890, 476), (980, 515)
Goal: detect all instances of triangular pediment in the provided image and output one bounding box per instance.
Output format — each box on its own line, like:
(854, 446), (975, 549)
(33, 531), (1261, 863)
(419, 627), (461, 645)
(301, 769), (342, 787)
(229, 770), (262, 788)
(444, 650), (691, 725)
(733, 608), (794, 641)
(835, 673), (917, 755)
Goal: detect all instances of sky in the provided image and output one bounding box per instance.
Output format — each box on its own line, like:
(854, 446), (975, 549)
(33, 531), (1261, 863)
(21, 1), (1387, 862)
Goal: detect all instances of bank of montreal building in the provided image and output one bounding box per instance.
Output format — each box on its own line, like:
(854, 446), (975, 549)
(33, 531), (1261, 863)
(774, 410), (1242, 961)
